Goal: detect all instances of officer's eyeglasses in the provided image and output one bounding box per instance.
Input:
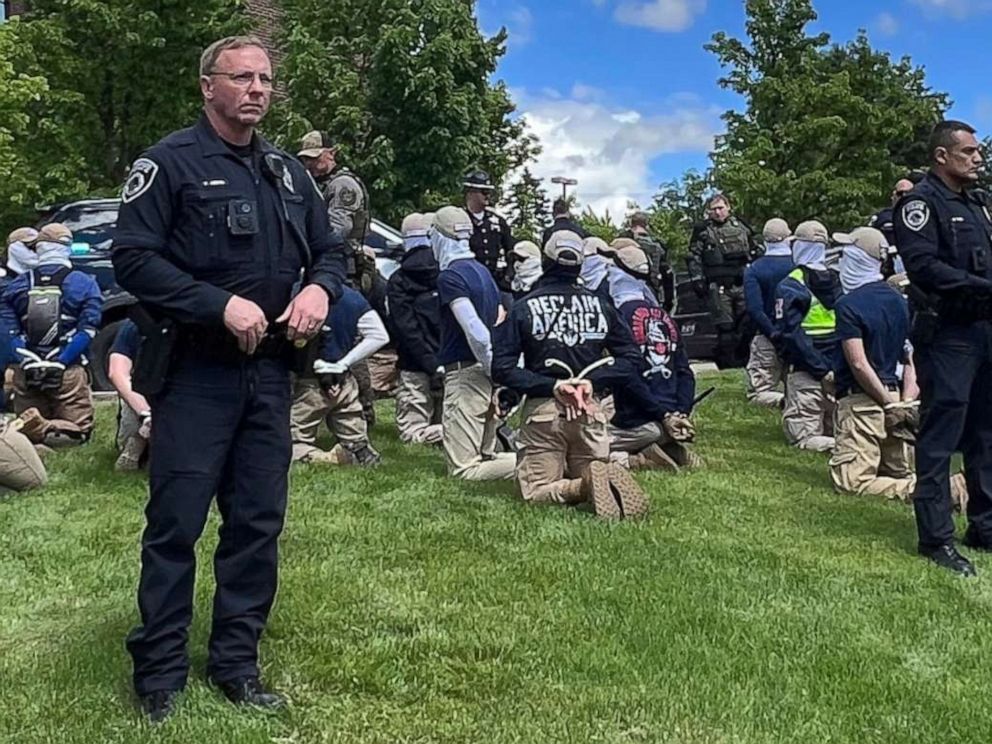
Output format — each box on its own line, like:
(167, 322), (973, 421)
(208, 71), (275, 89)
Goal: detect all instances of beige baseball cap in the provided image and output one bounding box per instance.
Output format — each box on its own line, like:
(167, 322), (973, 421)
(543, 230), (584, 266)
(297, 130), (333, 158)
(432, 206), (473, 240)
(609, 237), (639, 253)
(512, 240), (541, 261)
(7, 227), (38, 246)
(763, 218), (791, 243)
(615, 245), (650, 276)
(401, 212), (430, 238)
(792, 220), (829, 244)
(37, 223), (72, 245)
(832, 227), (889, 260)
(582, 236), (609, 257)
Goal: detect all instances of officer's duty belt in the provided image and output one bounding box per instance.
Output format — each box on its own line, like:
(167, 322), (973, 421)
(177, 327), (291, 363)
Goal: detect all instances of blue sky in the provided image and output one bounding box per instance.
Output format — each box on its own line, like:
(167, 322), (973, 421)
(477, 0), (992, 216)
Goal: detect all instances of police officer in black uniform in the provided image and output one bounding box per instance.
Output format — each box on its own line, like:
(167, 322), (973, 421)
(112, 36), (347, 721)
(463, 169), (514, 291)
(894, 120), (991, 577)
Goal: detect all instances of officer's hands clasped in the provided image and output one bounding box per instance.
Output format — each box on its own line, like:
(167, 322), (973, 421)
(224, 296), (269, 355)
(277, 284), (329, 343)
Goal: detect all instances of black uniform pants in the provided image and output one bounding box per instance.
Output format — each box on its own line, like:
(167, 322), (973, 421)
(914, 321), (992, 549)
(705, 281), (749, 367)
(126, 354), (292, 694)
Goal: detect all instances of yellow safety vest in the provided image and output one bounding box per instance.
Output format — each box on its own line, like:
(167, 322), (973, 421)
(788, 268), (835, 337)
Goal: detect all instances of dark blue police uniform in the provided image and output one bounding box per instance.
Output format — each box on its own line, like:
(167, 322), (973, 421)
(894, 172), (992, 553)
(113, 113), (346, 695)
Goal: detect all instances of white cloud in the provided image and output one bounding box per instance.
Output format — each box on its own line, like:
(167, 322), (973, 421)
(510, 89), (721, 218)
(614, 0), (706, 32)
(910, 0), (992, 19)
(507, 6), (534, 46)
(874, 11), (899, 35)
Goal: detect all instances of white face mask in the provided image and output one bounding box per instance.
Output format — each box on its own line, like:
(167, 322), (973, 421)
(429, 229), (473, 271)
(839, 245), (883, 294)
(7, 241), (39, 274)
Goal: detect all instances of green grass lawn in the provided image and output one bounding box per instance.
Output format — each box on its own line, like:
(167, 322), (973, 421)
(2, 370), (990, 743)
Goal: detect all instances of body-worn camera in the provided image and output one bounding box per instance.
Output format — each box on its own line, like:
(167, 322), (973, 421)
(227, 199), (259, 235)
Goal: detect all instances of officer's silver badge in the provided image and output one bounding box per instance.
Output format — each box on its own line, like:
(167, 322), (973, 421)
(121, 158), (159, 204)
(282, 168), (295, 194)
(902, 200), (930, 232)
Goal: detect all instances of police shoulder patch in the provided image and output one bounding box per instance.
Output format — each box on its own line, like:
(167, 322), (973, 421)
(121, 158), (159, 204)
(339, 186), (357, 207)
(902, 200), (930, 232)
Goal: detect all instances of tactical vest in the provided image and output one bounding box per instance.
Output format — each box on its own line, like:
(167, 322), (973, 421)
(701, 218), (751, 269)
(788, 268), (835, 336)
(326, 168), (370, 242)
(25, 267), (71, 352)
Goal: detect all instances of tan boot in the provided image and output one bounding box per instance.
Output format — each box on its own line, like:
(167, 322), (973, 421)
(15, 408), (49, 444)
(301, 443), (356, 466)
(582, 461), (621, 519)
(662, 442), (704, 470)
(629, 444), (680, 472)
(607, 463), (649, 519)
(951, 472), (969, 514)
(580, 461), (650, 520)
(115, 434), (148, 472)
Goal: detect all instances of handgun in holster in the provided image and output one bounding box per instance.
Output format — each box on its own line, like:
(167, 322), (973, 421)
(128, 304), (177, 397)
(906, 284), (940, 346)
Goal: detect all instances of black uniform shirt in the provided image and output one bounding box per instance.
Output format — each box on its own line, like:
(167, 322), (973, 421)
(894, 171), (992, 301)
(113, 113), (347, 327)
(468, 208), (513, 281)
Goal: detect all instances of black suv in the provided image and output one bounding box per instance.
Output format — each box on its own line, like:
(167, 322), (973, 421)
(38, 198), (406, 390)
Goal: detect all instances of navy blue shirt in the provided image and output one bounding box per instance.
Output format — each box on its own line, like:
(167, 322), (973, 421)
(110, 319), (142, 360)
(743, 254), (793, 338)
(319, 286), (371, 363)
(612, 299), (695, 429)
(834, 281), (910, 396)
(436, 258), (500, 366)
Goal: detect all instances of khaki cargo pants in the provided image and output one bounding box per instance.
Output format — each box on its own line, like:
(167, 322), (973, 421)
(609, 421), (695, 469)
(395, 370), (443, 444)
(783, 370), (835, 452)
(829, 393), (915, 502)
(368, 349), (399, 397)
(290, 375), (368, 461)
(0, 420), (46, 493)
(516, 396), (610, 504)
(441, 362), (515, 480)
(13, 365), (93, 444)
(746, 333), (785, 408)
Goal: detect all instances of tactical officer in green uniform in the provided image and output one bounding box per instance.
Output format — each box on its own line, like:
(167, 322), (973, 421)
(620, 211), (675, 312)
(298, 131), (378, 424)
(687, 194), (760, 367)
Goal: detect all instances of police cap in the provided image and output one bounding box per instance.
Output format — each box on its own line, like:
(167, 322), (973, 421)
(462, 169), (495, 192)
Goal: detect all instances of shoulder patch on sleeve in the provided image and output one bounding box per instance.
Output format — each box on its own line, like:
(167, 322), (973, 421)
(121, 158), (159, 204)
(901, 200), (930, 232)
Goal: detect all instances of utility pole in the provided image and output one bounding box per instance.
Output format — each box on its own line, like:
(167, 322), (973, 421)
(550, 176), (578, 201)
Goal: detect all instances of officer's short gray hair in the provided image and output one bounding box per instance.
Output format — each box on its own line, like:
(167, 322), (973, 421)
(199, 36), (268, 77)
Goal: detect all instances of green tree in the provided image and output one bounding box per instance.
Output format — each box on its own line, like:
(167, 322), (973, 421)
(643, 169), (714, 260)
(503, 167), (549, 242)
(577, 205), (620, 243)
(273, 0), (538, 223)
(704, 0), (948, 231)
(0, 1), (243, 230)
